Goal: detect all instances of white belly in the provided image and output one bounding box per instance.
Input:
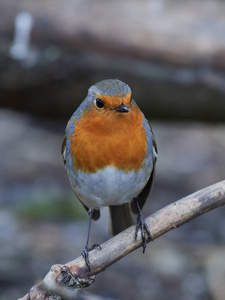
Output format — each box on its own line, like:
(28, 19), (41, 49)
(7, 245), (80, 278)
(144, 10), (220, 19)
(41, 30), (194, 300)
(67, 165), (152, 209)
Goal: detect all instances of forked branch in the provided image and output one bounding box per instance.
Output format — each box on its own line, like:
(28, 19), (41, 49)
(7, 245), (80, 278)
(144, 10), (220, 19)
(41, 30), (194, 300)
(19, 180), (225, 300)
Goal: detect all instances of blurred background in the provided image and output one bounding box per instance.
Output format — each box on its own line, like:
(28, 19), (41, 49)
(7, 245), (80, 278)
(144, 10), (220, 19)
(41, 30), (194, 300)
(0, 0), (225, 299)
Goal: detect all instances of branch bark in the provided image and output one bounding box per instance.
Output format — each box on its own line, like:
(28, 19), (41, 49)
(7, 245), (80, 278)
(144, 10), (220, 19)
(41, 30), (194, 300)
(19, 180), (225, 300)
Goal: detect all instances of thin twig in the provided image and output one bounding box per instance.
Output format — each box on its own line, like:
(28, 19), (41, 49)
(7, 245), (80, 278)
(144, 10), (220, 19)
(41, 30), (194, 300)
(19, 180), (225, 300)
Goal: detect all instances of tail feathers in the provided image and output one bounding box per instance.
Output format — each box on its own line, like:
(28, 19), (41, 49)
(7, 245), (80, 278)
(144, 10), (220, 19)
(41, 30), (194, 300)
(109, 203), (134, 236)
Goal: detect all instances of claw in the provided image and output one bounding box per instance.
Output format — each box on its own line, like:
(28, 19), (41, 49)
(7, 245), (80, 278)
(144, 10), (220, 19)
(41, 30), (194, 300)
(135, 212), (153, 253)
(81, 243), (101, 270)
(81, 245), (91, 270)
(89, 243), (101, 251)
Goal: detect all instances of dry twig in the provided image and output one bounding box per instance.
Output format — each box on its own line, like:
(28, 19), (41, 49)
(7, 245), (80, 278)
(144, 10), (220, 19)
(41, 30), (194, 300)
(19, 180), (225, 300)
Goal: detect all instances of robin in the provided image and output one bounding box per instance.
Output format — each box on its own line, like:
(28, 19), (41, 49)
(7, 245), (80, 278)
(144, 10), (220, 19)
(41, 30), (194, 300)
(62, 79), (157, 270)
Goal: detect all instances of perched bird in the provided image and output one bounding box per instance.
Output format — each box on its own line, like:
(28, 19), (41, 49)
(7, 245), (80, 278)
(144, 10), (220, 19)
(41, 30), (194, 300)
(62, 79), (157, 269)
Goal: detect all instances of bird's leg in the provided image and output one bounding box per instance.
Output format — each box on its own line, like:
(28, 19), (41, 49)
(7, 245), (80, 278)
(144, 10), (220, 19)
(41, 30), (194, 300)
(134, 200), (153, 253)
(81, 209), (101, 270)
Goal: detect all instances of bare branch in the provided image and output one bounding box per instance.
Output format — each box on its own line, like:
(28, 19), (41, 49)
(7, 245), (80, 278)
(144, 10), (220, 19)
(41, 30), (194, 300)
(19, 180), (225, 300)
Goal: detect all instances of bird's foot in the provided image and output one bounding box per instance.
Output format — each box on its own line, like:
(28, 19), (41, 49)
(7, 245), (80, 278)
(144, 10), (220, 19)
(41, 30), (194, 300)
(81, 243), (101, 270)
(135, 212), (153, 253)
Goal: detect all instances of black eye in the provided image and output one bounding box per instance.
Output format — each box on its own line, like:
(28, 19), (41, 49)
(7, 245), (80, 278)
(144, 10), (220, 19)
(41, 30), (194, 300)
(95, 98), (104, 108)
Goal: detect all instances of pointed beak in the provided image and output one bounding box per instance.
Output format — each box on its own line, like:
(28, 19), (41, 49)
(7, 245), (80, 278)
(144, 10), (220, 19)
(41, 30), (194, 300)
(115, 104), (129, 113)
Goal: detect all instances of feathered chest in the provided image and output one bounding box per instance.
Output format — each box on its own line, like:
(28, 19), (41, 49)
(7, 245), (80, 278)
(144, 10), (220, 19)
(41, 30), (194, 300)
(69, 104), (148, 174)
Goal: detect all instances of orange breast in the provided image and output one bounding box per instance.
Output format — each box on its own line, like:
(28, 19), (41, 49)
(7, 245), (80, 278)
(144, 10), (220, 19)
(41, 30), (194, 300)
(69, 103), (147, 173)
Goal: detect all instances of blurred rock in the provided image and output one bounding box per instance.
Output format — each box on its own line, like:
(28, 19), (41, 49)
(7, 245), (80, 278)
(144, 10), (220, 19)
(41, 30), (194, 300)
(1, 0), (225, 66)
(0, 0), (225, 121)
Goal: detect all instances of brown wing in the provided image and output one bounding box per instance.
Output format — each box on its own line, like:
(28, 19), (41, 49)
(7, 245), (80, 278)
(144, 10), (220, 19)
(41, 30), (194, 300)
(131, 131), (157, 214)
(61, 132), (67, 164)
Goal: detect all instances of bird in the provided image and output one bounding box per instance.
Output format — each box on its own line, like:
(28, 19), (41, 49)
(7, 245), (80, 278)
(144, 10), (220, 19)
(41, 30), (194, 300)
(62, 79), (157, 270)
